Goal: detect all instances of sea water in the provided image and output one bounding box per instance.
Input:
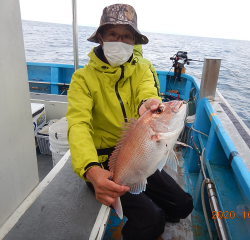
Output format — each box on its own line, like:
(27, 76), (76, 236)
(22, 20), (250, 129)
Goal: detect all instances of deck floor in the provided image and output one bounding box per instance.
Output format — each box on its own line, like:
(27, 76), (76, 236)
(35, 150), (201, 240)
(37, 151), (53, 181)
(161, 153), (194, 240)
(160, 215), (193, 240)
(3, 156), (102, 240)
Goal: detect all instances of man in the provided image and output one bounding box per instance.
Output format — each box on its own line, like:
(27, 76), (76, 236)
(66, 4), (193, 240)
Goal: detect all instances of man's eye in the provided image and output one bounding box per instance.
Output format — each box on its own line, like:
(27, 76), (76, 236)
(124, 35), (132, 39)
(109, 32), (117, 37)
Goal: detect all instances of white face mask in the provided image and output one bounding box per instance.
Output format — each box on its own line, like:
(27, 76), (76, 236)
(102, 41), (134, 67)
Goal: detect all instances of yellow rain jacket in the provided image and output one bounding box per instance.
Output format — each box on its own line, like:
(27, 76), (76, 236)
(66, 46), (161, 181)
(133, 45), (160, 95)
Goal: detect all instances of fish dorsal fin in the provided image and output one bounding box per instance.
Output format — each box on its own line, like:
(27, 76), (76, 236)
(166, 149), (178, 172)
(109, 118), (138, 172)
(121, 118), (138, 131)
(129, 179), (147, 194)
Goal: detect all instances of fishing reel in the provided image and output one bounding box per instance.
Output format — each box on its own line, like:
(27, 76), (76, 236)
(170, 51), (192, 82)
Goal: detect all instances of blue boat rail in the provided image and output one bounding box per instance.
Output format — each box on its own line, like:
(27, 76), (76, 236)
(27, 62), (81, 95)
(27, 62), (200, 96)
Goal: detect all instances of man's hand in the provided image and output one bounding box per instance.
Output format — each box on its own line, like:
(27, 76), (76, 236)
(139, 98), (161, 116)
(86, 167), (130, 206)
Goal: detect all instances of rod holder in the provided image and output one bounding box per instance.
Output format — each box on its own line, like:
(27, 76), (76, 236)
(199, 58), (221, 100)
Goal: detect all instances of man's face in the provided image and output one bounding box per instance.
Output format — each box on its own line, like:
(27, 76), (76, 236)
(97, 24), (136, 45)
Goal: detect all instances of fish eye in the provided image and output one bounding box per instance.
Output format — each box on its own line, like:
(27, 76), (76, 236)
(156, 106), (164, 114)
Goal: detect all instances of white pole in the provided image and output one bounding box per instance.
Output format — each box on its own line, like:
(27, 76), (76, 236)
(199, 58), (221, 100)
(72, 0), (79, 71)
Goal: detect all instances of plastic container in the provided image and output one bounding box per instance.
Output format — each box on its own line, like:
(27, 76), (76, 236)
(36, 132), (51, 155)
(31, 103), (46, 135)
(36, 119), (59, 155)
(49, 120), (69, 167)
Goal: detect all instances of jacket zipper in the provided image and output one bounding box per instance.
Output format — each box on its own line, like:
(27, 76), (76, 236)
(115, 65), (127, 122)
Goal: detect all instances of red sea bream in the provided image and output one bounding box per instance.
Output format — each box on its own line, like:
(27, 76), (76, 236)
(109, 100), (187, 219)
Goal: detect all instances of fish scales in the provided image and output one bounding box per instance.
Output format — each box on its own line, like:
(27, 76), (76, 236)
(109, 100), (186, 190)
(113, 123), (165, 186)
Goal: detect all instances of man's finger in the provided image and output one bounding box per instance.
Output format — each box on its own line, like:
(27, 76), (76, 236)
(96, 195), (115, 206)
(150, 104), (159, 110)
(107, 180), (130, 193)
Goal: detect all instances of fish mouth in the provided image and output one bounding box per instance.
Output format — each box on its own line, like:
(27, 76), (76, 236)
(173, 101), (185, 112)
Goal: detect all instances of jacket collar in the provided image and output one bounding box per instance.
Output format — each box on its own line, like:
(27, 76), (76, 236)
(94, 45), (106, 63)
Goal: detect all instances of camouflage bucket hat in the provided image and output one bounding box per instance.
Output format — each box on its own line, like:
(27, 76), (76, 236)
(87, 4), (148, 45)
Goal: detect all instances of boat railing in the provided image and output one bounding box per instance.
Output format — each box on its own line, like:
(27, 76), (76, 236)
(27, 62), (82, 95)
(27, 62), (201, 97)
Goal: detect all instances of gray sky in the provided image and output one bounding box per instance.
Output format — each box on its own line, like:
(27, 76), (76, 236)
(19, 0), (250, 41)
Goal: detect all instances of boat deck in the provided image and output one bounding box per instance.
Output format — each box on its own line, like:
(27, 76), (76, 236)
(37, 151), (53, 182)
(3, 148), (196, 240)
(212, 91), (250, 173)
(3, 154), (102, 240)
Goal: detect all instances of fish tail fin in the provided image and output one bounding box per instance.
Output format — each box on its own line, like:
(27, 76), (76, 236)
(166, 150), (178, 172)
(112, 197), (123, 219)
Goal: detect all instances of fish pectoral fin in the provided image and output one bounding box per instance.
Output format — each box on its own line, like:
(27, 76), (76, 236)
(112, 197), (123, 220)
(165, 150), (178, 172)
(129, 180), (147, 194)
(158, 152), (169, 171)
(176, 141), (193, 149)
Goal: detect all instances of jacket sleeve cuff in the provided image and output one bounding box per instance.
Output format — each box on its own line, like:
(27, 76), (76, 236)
(137, 99), (148, 115)
(81, 162), (103, 181)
